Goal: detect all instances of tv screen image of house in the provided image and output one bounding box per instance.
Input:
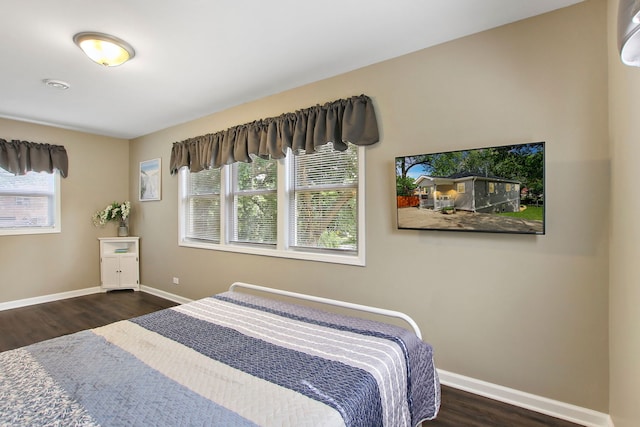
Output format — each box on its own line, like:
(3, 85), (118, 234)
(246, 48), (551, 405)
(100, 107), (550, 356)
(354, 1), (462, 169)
(395, 141), (545, 234)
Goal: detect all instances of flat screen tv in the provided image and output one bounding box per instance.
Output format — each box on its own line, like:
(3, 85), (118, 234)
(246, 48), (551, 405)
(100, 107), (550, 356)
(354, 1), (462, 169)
(396, 141), (545, 234)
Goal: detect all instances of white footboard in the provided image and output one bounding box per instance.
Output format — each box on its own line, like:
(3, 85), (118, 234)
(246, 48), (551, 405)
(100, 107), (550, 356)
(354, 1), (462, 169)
(229, 282), (423, 339)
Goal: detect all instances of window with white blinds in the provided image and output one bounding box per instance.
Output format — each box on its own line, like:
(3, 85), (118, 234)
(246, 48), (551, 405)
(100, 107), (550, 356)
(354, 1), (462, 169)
(291, 143), (358, 252)
(230, 157), (277, 245)
(184, 168), (221, 243)
(178, 143), (364, 266)
(0, 167), (61, 235)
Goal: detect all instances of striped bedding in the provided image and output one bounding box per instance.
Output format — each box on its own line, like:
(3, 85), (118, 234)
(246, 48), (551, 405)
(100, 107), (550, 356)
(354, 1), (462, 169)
(0, 291), (440, 426)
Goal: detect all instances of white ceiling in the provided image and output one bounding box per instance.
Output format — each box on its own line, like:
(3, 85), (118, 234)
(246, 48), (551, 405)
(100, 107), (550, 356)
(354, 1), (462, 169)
(0, 0), (583, 140)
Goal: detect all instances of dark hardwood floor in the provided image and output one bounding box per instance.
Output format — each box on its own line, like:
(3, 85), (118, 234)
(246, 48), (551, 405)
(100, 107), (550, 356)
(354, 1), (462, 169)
(428, 386), (582, 427)
(0, 289), (177, 352)
(0, 291), (582, 427)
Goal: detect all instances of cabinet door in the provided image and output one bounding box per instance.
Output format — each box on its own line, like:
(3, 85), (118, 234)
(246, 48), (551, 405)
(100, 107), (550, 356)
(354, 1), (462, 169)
(101, 255), (120, 288)
(118, 254), (139, 288)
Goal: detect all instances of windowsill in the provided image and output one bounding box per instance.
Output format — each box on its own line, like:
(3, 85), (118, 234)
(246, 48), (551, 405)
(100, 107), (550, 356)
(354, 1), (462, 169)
(178, 239), (365, 266)
(0, 226), (61, 236)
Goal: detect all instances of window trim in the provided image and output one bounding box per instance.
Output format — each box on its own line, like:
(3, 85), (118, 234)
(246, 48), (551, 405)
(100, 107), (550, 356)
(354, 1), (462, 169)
(178, 146), (365, 266)
(0, 170), (61, 236)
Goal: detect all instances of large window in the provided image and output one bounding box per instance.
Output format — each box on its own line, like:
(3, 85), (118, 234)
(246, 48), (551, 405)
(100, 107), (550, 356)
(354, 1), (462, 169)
(179, 143), (364, 265)
(0, 167), (61, 235)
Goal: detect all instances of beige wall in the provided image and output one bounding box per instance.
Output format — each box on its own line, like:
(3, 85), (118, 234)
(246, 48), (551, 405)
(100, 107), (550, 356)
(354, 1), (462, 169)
(608, 0), (640, 426)
(131, 0), (609, 412)
(0, 118), (129, 302)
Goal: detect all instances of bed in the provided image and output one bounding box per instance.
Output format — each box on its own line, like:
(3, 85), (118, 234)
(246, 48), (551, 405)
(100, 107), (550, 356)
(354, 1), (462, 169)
(0, 282), (440, 426)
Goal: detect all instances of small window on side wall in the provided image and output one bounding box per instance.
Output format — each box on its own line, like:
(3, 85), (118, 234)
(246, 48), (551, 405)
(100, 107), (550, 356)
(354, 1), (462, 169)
(0, 168), (61, 235)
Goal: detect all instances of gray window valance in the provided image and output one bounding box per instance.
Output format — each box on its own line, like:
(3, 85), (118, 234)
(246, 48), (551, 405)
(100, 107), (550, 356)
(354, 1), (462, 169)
(170, 94), (379, 174)
(0, 139), (69, 178)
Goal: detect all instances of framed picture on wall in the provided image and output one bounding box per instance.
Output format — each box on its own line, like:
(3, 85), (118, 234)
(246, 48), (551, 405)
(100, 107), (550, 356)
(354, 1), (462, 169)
(139, 158), (161, 201)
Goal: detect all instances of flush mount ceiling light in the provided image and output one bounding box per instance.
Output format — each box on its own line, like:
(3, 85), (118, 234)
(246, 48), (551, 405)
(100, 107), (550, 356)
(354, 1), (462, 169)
(73, 32), (135, 67)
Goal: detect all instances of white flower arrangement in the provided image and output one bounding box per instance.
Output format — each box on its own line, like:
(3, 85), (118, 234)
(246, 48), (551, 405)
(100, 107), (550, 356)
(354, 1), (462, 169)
(92, 201), (131, 227)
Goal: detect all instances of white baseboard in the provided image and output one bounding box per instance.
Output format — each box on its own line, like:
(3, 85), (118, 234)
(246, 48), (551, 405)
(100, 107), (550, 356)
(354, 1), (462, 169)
(438, 369), (613, 427)
(140, 285), (192, 305)
(0, 286), (102, 311)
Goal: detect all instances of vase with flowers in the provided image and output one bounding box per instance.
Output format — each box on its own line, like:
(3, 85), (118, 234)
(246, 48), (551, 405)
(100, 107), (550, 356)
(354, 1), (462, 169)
(92, 201), (131, 236)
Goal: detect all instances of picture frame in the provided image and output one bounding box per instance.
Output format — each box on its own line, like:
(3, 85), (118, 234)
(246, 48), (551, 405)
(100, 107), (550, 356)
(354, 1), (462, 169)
(139, 158), (161, 201)
(395, 141), (545, 234)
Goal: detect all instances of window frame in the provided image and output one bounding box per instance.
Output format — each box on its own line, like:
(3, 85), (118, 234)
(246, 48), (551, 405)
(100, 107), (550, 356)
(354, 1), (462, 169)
(178, 146), (365, 266)
(0, 170), (61, 236)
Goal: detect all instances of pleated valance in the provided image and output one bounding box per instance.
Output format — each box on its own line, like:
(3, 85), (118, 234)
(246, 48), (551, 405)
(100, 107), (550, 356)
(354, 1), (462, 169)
(170, 94), (379, 174)
(0, 138), (69, 178)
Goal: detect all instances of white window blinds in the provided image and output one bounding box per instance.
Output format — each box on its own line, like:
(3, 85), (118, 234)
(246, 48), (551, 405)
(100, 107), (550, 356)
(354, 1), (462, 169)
(0, 167), (59, 234)
(185, 168), (221, 242)
(291, 143), (358, 251)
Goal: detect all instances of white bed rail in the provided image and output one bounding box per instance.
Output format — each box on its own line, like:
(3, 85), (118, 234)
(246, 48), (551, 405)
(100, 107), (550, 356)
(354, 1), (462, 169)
(229, 282), (423, 339)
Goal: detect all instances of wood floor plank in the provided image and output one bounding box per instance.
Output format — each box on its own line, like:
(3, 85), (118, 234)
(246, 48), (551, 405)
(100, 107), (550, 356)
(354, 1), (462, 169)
(0, 290), (583, 426)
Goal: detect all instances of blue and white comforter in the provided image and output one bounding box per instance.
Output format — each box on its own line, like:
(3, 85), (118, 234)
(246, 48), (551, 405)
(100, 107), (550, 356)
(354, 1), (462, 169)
(0, 291), (440, 426)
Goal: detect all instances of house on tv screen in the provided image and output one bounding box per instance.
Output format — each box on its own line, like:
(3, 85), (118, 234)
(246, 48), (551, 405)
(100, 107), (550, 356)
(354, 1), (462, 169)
(414, 173), (521, 214)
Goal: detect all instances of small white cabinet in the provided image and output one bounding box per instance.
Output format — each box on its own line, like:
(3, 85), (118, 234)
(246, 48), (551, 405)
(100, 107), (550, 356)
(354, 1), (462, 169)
(99, 237), (140, 291)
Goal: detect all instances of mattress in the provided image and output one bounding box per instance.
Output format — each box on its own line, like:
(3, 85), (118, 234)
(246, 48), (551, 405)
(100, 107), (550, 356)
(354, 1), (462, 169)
(0, 290), (440, 426)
